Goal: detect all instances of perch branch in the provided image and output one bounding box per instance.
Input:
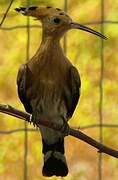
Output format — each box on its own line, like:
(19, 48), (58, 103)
(0, 104), (118, 158)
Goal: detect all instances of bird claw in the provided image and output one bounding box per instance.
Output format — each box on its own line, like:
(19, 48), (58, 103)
(28, 113), (38, 127)
(60, 117), (70, 137)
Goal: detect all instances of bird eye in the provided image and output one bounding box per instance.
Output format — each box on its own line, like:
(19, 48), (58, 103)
(53, 18), (61, 24)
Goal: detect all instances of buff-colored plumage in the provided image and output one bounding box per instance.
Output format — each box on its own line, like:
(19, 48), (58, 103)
(15, 6), (106, 177)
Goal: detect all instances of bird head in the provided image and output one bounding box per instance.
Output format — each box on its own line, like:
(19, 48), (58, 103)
(15, 6), (107, 40)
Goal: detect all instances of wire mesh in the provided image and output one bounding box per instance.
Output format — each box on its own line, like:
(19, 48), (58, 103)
(24, 0), (30, 179)
(0, 0), (118, 180)
(98, 0), (104, 179)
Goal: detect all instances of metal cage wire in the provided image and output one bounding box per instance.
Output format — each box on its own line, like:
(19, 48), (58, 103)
(0, 0), (118, 180)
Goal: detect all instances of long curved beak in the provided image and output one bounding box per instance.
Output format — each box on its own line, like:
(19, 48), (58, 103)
(71, 22), (107, 40)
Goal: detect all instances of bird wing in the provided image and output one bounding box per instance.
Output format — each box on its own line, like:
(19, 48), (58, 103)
(17, 64), (32, 113)
(67, 66), (81, 118)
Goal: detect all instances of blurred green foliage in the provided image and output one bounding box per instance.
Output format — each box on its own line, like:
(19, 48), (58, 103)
(0, 0), (118, 180)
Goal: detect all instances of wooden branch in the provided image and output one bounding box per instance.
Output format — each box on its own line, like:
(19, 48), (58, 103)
(0, 104), (118, 158)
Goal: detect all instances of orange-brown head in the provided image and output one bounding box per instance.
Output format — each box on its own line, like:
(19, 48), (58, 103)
(15, 6), (107, 40)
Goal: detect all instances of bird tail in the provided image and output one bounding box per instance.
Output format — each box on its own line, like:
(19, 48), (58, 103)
(42, 138), (68, 177)
(31, 111), (68, 176)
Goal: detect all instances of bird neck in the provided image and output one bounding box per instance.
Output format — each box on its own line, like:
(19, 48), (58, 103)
(39, 36), (64, 57)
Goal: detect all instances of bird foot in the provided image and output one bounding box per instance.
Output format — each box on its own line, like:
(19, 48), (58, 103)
(59, 117), (70, 137)
(29, 113), (38, 127)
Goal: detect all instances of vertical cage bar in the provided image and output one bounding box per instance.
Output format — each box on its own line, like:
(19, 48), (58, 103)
(24, 1), (30, 180)
(98, 0), (104, 180)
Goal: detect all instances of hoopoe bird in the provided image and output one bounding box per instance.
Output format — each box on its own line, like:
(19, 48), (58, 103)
(15, 6), (106, 177)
